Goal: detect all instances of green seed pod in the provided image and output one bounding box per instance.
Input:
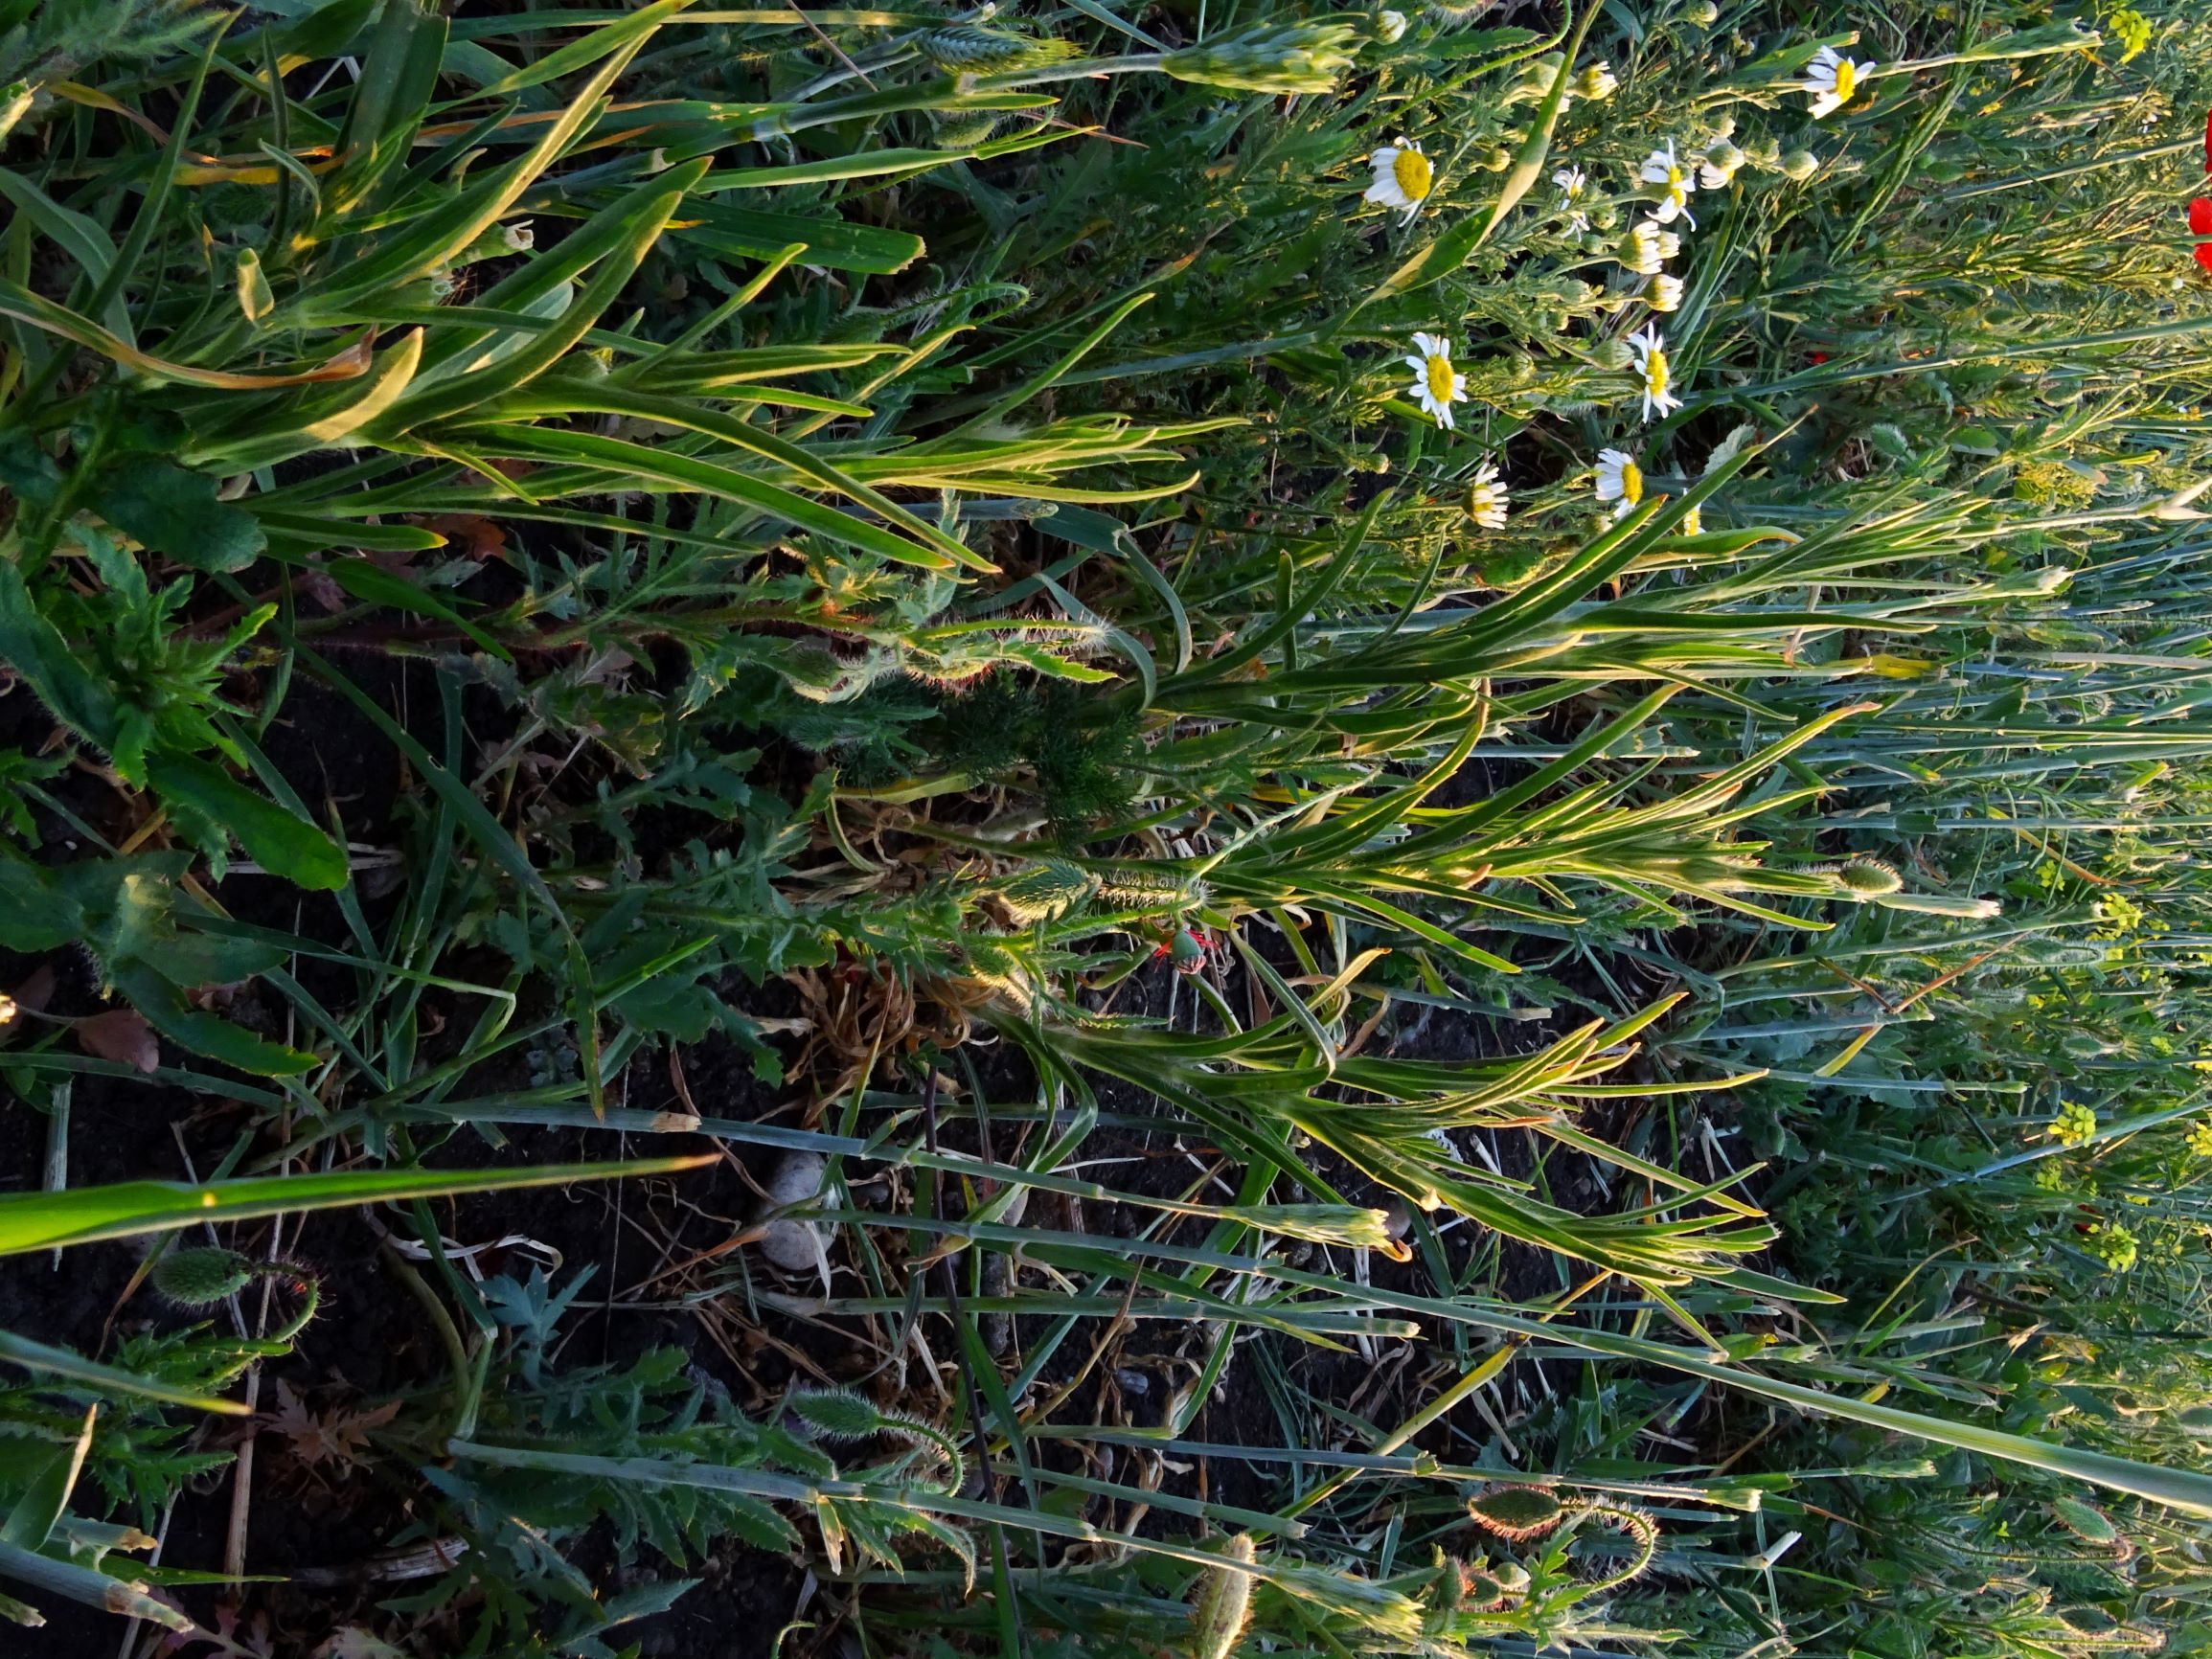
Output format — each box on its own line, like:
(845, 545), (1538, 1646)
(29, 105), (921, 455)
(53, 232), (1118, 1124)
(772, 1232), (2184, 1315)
(1095, 871), (1208, 914)
(152, 1247), (255, 1308)
(1161, 20), (1363, 94)
(919, 26), (1080, 73)
(931, 109), (1004, 149)
(995, 859), (1100, 924)
(1467, 1485), (1567, 1540)
(1189, 1534), (1256, 1659)
(1836, 856), (1904, 896)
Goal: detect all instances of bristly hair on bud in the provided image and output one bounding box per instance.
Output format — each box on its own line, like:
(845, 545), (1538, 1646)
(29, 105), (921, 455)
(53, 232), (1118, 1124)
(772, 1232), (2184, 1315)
(150, 1246), (255, 1307)
(1467, 1484), (1566, 1540)
(1190, 1534), (1257, 1659)
(1835, 856), (1904, 896)
(919, 25), (1081, 73)
(1161, 16), (1365, 95)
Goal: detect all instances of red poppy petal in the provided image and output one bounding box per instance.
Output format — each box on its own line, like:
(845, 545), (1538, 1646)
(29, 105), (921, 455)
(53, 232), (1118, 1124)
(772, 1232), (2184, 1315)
(2194, 199), (2212, 235)
(2197, 241), (2212, 275)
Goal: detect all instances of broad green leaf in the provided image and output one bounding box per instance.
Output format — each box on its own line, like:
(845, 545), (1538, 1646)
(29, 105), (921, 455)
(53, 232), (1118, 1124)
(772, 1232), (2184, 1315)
(146, 754), (350, 891)
(0, 557), (121, 749)
(0, 861), (82, 952)
(91, 458), (268, 575)
(110, 966), (318, 1077)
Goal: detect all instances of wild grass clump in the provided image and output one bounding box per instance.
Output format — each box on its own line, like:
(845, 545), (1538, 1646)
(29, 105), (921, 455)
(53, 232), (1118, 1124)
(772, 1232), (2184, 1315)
(0, 0), (2210, 1653)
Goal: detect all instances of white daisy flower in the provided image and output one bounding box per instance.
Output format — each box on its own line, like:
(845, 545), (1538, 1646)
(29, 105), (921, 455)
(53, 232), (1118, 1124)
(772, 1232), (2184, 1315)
(1554, 165), (1590, 230)
(1622, 217), (1667, 275)
(1802, 43), (1876, 119)
(1646, 273), (1684, 312)
(1639, 140), (1697, 227)
(1576, 62), (1619, 101)
(1696, 141), (1744, 189)
(1628, 325), (1683, 422)
(1365, 137), (1435, 222)
(1594, 448), (1645, 519)
(1653, 222), (1682, 261)
(1376, 8), (1408, 43)
(1464, 460), (1509, 530)
(1404, 332), (1469, 429)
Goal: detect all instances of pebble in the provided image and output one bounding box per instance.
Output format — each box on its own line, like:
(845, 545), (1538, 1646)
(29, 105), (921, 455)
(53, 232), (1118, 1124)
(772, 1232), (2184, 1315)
(757, 1151), (829, 1272)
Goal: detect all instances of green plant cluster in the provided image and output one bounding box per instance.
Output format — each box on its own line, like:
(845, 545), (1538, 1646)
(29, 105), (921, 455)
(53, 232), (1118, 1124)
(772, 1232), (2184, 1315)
(1, 0), (2211, 1655)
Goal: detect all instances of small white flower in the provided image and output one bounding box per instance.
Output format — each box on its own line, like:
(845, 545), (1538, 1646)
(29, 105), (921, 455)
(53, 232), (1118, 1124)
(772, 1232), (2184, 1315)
(1594, 448), (1645, 519)
(1628, 325), (1683, 422)
(1622, 217), (1668, 275)
(1680, 503), (1704, 535)
(1404, 332), (1469, 428)
(1365, 137), (1435, 222)
(1653, 223), (1682, 261)
(1376, 8), (1408, 43)
(1464, 459), (1509, 530)
(1576, 62), (1619, 101)
(1696, 141), (1744, 190)
(1802, 43), (1876, 119)
(1554, 165), (1590, 230)
(1639, 140), (1697, 227)
(1646, 273), (1684, 312)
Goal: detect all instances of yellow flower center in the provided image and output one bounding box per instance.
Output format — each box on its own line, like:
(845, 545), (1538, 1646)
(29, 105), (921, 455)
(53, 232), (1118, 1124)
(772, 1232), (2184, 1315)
(1393, 148), (1434, 201)
(1681, 505), (1701, 535)
(1425, 353), (1455, 404)
(1833, 57), (1857, 103)
(1620, 461), (1643, 506)
(1644, 348), (1670, 398)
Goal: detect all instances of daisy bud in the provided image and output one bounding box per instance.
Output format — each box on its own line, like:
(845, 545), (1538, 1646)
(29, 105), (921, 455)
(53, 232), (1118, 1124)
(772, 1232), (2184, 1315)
(1780, 148), (1820, 181)
(1479, 146), (1514, 172)
(1744, 135), (1783, 169)
(1375, 9), (1409, 43)
(1596, 338), (1635, 371)
(1575, 62), (1619, 101)
(1685, 0), (1718, 22)
(1698, 140), (1745, 189)
(1709, 114), (1738, 141)
(1647, 273), (1685, 312)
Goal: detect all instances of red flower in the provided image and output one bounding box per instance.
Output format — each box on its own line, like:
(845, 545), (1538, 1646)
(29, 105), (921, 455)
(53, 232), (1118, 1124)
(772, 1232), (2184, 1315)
(2198, 242), (2212, 275)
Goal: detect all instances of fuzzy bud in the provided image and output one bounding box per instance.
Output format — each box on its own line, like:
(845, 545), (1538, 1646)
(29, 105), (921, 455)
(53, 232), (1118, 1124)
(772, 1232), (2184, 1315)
(1190, 1534), (1257, 1659)
(1375, 9), (1409, 43)
(1468, 1485), (1567, 1539)
(1835, 857), (1904, 897)
(152, 1247), (255, 1308)
(1162, 20), (1363, 94)
(1780, 148), (1820, 181)
(919, 25), (1080, 72)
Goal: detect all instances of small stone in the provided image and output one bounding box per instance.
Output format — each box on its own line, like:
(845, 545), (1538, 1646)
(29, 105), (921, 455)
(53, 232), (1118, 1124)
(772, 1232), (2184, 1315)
(757, 1151), (829, 1272)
